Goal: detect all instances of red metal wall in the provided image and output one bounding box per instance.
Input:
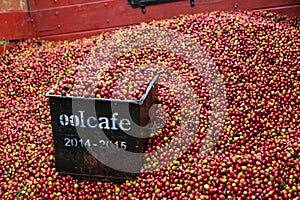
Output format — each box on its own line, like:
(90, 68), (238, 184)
(29, 0), (300, 41)
(1, 0), (300, 43)
(0, 0), (31, 53)
(0, 0), (31, 40)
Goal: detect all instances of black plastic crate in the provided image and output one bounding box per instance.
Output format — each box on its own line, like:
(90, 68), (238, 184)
(46, 73), (160, 182)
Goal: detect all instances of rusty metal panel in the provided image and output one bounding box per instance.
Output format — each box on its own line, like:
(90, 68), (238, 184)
(30, 0), (230, 37)
(0, 0), (299, 46)
(0, 11), (33, 41)
(28, 0), (300, 10)
(234, 0), (300, 10)
(36, 27), (118, 41)
(28, 0), (105, 10)
(30, 0), (300, 39)
(31, 0), (138, 36)
(254, 4), (300, 17)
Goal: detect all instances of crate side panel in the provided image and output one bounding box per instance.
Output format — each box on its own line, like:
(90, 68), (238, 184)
(47, 96), (153, 180)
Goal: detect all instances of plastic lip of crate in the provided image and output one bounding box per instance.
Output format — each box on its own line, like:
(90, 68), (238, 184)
(45, 72), (161, 182)
(45, 73), (160, 104)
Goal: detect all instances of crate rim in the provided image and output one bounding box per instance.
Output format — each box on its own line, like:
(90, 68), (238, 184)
(45, 73), (160, 105)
